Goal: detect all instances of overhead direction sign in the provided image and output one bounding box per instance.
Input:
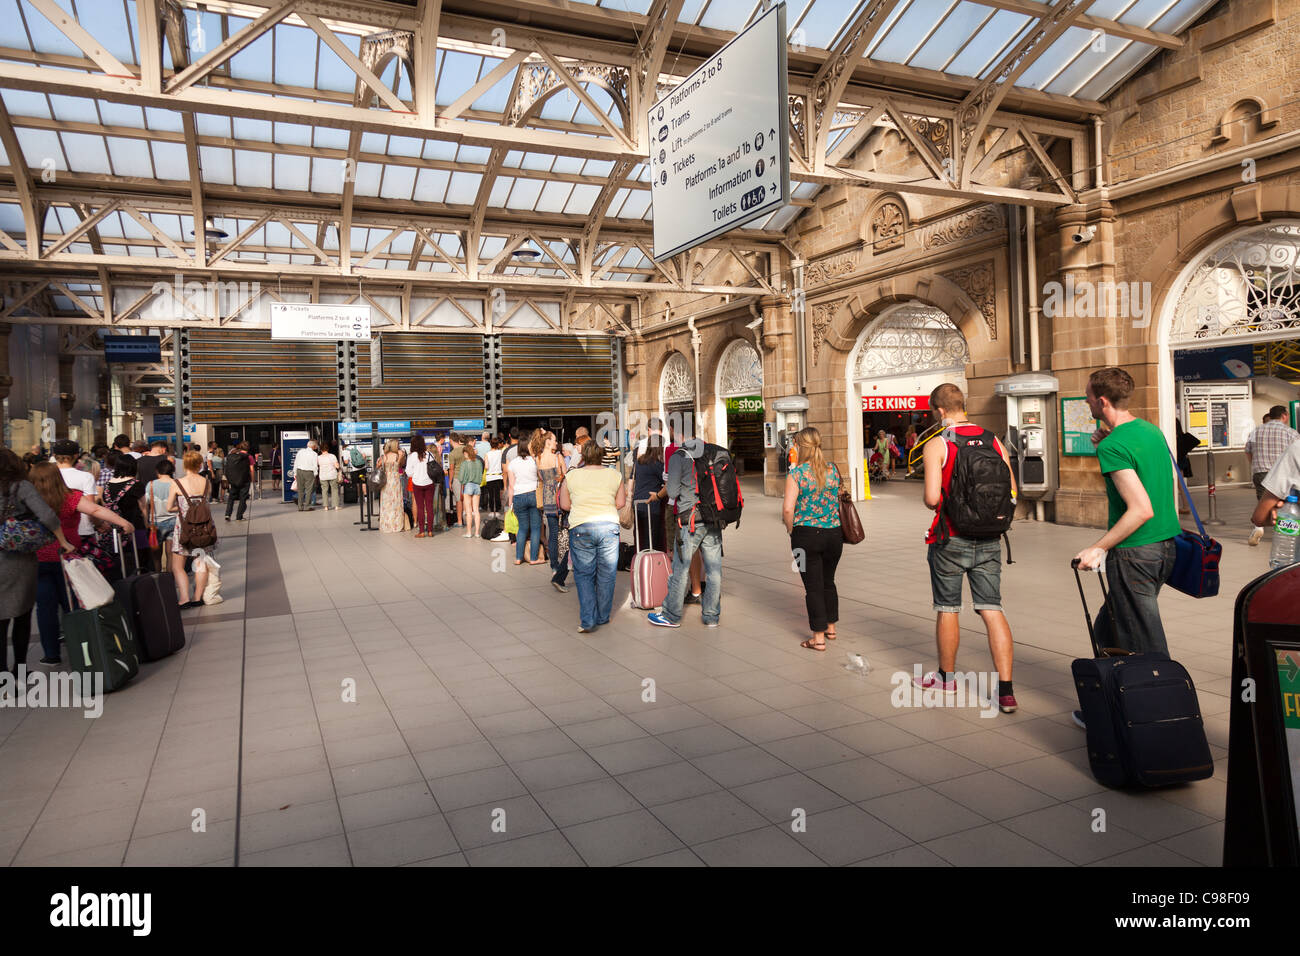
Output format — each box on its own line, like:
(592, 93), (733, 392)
(648, 2), (790, 261)
(270, 302), (371, 341)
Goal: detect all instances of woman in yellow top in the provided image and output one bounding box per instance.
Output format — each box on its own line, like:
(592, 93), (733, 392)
(557, 440), (626, 634)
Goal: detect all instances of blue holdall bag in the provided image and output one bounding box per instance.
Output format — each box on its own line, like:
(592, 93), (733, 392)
(1166, 446), (1221, 598)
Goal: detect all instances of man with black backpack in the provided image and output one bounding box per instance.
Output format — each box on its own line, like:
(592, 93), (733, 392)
(647, 435), (743, 629)
(919, 382), (1019, 714)
(223, 441), (253, 521)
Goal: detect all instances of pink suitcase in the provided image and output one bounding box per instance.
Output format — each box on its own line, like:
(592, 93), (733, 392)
(631, 498), (670, 610)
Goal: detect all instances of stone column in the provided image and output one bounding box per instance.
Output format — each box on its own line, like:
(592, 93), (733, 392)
(1048, 200), (1128, 528)
(759, 293), (794, 496)
(0, 322), (12, 403)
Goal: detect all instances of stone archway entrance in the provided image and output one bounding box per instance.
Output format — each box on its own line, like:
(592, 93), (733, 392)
(1157, 221), (1300, 482)
(712, 339), (763, 468)
(844, 302), (970, 499)
(658, 350), (696, 438)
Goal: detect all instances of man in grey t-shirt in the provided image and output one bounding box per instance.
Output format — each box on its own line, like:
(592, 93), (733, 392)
(647, 437), (721, 629)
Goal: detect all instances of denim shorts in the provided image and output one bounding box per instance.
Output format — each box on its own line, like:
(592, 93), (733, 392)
(463, 482), (481, 495)
(927, 536), (1003, 612)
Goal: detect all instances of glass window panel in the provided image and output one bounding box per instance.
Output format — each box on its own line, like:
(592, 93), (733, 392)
(946, 11), (1030, 76)
(540, 89), (579, 122)
(105, 136), (152, 177)
(1075, 40), (1157, 100)
(456, 144), (492, 165)
(412, 167), (450, 203)
(1152, 0), (1217, 33)
(909, 2), (995, 72)
(351, 161), (383, 197)
(79, 0), (134, 65)
(1120, 0), (1182, 26)
(699, 0), (756, 31)
(144, 108), (183, 132)
(48, 95), (99, 124)
(563, 183), (600, 215)
(229, 22), (273, 84)
(1, 90), (50, 117)
(98, 103), (147, 129)
(61, 132), (111, 174)
(378, 164), (416, 199)
(149, 141), (188, 180)
(22, 1), (83, 57)
(1045, 37), (1135, 96)
(423, 139), (457, 161)
(388, 135), (423, 157)
(871, 1), (952, 63)
(194, 114), (231, 137)
(582, 159), (615, 177)
(504, 177), (543, 210)
(232, 117), (273, 143)
(275, 153), (311, 192)
(233, 149), (272, 188)
(262, 220), (291, 247)
(488, 175), (513, 207)
(446, 171), (482, 203)
(534, 181), (573, 213)
(436, 51), (483, 105)
(274, 24), (318, 88)
(551, 155), (584, 174)
(360, 132), (388, 155)
(310, 156), (342, 194)
(312, 126), (349, 150)
(273, 122), (312, 147)
(199, 146), (233, 186)
(0, 0), (26, 49)
(620, 192), (652, 219)
(13, 127), (59, 167)
(479, 235), (505, 257)
(470, 66), (515, 114)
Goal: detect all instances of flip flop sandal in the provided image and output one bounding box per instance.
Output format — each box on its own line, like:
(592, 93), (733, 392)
(800, 638), (826, 652)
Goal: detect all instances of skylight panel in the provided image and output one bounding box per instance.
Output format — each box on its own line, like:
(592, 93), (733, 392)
(423, 139), (457, 162)
(1120, 0), (1182, 27)
(563, 183), (600, 215)
(315, 31), (362, 94)
(479, 235), (505, 258)
(20, 1), (83, 58)
(274, 153), (311, 192)
(105, 136), (152, 178)
(232, 117), (274, 143)
(437, 51), (484, 105)
(551, 155), (584, 175)
(488, 175), (513, 207)
(99, 103), (147, 129)
(48, 95), (98, 124)
(144, 108), (183, 132)
(148, 141), (188, 180)
(446, 171), (482, 204)
(229, 18), (274, 84)
(351, 161), (383, 198)
(470, 62), (516, 114)
(456, 145), (492, 165)
(275, 24), (319, 88)
(312, 126), (349, 151)
(199, 146), (233, 185)
(1074, 40), (1157, 101)
(413, 167), (450, 203)
(234, 149), (272, 189)
(61, 131), (111, 174)
(75, 0), (133, 66)
(620, 192), (652, 219)
(195, 114), (231, 138)
(504, 177), (543, 210)
(535, 181), (574, 214)
(388, 135), (423, 158)
(0, 0), (26, 49)
(1044, 36), (1136, 96)
(310, 157), (344, 194)
(379, 164), (416, 200)
(14, 127), (64, 172)
(699, 0), (756, 32)
(946, 11), (1031, 77)
(908, 2), (994, 72)
(1, 90), (50, 118)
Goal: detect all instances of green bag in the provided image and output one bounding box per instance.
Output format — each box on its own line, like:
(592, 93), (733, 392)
(504, 509), (519, 535)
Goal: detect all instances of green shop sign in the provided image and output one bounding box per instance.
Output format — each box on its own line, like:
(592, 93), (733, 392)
(725, 395), (764, 414)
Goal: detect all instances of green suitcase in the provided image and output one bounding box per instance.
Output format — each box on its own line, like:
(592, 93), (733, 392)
(61, 563), (141, 694)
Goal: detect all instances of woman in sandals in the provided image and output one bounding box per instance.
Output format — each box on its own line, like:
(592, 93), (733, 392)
(781, 427), (843, 652)
(165, 450), (216, 608)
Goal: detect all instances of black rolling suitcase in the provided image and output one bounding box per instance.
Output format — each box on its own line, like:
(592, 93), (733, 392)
(61, 557), (141, 694)
(343, 475), (358, 505)
(1069, 559), (1213, 788)
(110, 531), (186, 662)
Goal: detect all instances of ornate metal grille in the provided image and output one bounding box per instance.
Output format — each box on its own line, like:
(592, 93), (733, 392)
(852, 305), (969, 380)
(659, 351), (694, 404)
(1170, 223), (1300, 345)
(717, 339), (762, 397)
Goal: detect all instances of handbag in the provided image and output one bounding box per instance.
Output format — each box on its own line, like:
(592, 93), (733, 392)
(62, 554), (115, 609)
(618, 496), (634, 530)
(371, 462), (387, 491)
(0, 488), (54, 553)
(1166, 447), (1221, 598)
(556, 511), (570, 567)
(504, 509), (519, 535)
(194, 549), (223, 605)
(833, 465), (865, 545)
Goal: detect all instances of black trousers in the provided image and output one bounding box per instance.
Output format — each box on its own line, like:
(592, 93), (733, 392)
(226, 482), (250, 519)
(3, 615), (31, 672)
(483, 479), (503, 513)
(791, 525), (843, 633)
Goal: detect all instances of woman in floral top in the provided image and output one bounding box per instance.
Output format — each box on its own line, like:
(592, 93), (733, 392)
(782, 427), (843, 652)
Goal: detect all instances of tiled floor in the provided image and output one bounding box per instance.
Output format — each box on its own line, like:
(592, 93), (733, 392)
(0, 477), (1263, 867)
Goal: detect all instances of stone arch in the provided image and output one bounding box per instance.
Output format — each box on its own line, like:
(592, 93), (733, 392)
(1210, 96), (1278, 149)
(708, 336), (764, 450)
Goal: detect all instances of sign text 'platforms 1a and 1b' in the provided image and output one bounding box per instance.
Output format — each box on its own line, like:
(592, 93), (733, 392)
(648, 3), (790, 261)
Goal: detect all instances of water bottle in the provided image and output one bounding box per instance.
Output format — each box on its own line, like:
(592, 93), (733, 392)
(843, 653), (871, 677)
(1270, 494), (1300, 569)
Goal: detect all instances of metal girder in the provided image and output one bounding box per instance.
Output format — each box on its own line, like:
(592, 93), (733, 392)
(956, 0), (1093, 186)
(0, 97), (39, 252)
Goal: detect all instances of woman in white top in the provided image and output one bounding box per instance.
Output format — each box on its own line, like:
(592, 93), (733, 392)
(506, 432), (543, 565)
(404, 433), (438, 538)
(317, 443), (341, 511)
(483, 437), (505, 518)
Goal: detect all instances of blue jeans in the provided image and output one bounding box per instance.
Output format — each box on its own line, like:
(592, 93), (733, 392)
(513, 491), (542, 562)
(547, 513), (569, 585)
(569, 521), (619, 630)
(662, 522), (722, 625)
(36, 561), (69, 660)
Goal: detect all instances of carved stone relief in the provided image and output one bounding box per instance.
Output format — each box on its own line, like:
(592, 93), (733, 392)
(870, 200), (906, 253)
(811, 298), (846, 366)
(805, 253), (857, 287)
(940, 261), (997, 339)
(925, 205), (1004, 249)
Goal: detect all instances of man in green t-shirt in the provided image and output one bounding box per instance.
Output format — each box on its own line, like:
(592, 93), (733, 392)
(1073, 367), (1182, 661)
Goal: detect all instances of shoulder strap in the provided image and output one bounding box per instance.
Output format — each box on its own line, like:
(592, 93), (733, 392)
(1167, 444), (1209, 541)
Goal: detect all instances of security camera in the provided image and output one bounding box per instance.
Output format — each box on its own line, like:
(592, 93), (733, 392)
(745, 316), (764, 331)
(1071, 225), (1097, 244)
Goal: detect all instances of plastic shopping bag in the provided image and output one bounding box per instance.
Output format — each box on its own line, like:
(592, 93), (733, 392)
(193, 548), (224, 605)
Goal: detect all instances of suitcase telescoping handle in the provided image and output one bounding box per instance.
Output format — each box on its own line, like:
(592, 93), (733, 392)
(112, 527), (141, 577)
(60, 551), (85, 612)
(633, 497), (657, 554)
(1071, 557), (1114, 659)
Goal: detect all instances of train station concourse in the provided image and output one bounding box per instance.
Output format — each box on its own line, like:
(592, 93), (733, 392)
(0, 0), (1298, 893)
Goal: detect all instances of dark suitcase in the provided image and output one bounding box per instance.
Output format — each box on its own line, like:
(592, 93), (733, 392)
(481, 517), (504, 540)
(617, 541), (635, 572)
(61, 559), (141, 694)
(110, 531), (185, 662)
(1069, 559), (1213, 788)
(343, 478), (358, 505)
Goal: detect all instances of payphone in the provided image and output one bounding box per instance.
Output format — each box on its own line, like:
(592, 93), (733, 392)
(994, 372), (1059, 499)
(771, 396), (808, 475)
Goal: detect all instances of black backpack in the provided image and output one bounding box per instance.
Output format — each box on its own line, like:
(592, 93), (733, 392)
(688, 443), (744, 530)
(941, 428), (1014, 544)
(424, 451), (444, 485)
(225, 451), (250, 485)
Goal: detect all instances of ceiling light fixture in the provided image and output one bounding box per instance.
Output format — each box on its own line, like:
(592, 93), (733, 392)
(190, 216), (228, 240)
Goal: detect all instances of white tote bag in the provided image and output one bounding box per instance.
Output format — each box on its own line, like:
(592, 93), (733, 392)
(194, 548), (224, 605)
(62, 555), (115, 610)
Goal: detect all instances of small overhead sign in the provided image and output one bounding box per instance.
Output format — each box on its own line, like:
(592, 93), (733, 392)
(103, 334), (162, 364)
(648, 2), (790, 261)
(270, 302), (371, 341)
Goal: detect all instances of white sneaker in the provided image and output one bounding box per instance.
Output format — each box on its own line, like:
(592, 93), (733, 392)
(491, 532), (510, 542)
(1249, 526), (1264, 547)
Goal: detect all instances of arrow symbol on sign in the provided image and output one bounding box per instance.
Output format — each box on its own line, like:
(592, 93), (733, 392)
(1282, 653), (1300, 682)
(769, 127), (776, 139)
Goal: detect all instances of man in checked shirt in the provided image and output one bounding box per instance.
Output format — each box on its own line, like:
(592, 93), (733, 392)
(1246, 405), (1300, 546)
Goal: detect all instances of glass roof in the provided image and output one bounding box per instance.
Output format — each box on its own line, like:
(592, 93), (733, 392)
(0, 0), (1222, 283)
